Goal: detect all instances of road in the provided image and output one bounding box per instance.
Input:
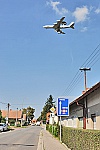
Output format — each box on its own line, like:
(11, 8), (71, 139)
(0, 126), (41, 150)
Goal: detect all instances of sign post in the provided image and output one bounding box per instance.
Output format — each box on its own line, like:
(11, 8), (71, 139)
(57, 98), (69, 142)
(50, 107), (55, 134)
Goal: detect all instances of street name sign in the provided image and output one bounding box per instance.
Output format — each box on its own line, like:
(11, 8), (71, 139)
(57, 98), (69, 116)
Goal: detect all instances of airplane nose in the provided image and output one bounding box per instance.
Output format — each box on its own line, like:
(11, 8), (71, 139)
(43, 25), (47, 29)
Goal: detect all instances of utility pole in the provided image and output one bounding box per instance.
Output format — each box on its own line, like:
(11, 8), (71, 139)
(27, 110), (28, 125)
(79, 68), (91, 129)
(7, 103), (10, 124)
(16, 108), (18, 126)
(80, 68), (91, 91)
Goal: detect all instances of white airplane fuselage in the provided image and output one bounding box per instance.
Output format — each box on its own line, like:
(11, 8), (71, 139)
(43, 17), (75, 34)
(43, 24), (74, 29)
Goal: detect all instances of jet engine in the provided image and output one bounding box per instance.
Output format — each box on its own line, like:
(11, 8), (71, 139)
(62, 21), (67, 25)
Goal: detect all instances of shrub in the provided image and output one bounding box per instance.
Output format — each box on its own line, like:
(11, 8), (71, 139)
(46, 124), (59, 137)
(9, 119), (15, 126)
(17, 124), (21, 127)
(46, 125), (100, 150)
(62, 127), (100, 150)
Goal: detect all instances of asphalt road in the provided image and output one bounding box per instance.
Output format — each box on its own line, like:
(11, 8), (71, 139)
(0, 126), (42, 150)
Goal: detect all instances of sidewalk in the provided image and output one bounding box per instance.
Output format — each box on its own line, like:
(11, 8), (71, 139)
(37, 128), (70, 150)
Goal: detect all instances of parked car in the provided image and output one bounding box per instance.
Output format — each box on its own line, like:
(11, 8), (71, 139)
(36, 121), (40, 126)
(0, 123), (8, 132)
(31, 123), (35, 126)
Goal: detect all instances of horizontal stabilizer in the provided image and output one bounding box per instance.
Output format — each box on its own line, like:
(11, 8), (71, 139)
(69, 22), (75, 29)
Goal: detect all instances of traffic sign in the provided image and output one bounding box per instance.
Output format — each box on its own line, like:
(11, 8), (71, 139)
(50, 107), (55, 113)
(57, 98), (69, 116)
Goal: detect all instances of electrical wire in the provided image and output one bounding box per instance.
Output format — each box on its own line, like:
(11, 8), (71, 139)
(0, 101), (7, 105)
(61, 43), (100, 97)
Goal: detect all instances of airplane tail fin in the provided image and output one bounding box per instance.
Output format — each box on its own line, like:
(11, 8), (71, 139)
(69, 22), (75, 29)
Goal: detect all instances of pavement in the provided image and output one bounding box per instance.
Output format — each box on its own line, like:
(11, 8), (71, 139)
(37, 127), (71, 150)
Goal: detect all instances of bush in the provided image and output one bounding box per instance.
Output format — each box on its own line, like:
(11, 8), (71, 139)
(1, 117), (6, 123)
(46, 125), (100, 150)
(46, 124), (59, 137)
(62, 127), (100, 150)
(9, 119), (15, 126)
(17, 124), (21, 127)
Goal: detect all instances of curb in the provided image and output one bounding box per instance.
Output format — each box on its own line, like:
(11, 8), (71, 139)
(37, 128), (71, 150)
(37, 130), (44, 150)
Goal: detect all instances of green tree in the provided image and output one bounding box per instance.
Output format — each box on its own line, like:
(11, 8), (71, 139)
(0, 111), (6, 123)
(38, 95), (55, 123)
(22, 106), (35, 121)
(1, 117), (6, 123)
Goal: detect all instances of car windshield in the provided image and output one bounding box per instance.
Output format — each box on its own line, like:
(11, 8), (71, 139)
(0, 124), (4, 126)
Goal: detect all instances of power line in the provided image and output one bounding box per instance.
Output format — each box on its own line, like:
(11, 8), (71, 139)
(61, 43), (100, 97)
(81, 44), (100, 68)
(11, 103), (43, 106)
(82, 45), (100, 68)
(0, 101), (7, 105)
(62, 72), (82, 96)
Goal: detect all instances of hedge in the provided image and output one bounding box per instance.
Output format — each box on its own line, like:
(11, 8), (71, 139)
(46, 124), (59, 137)
(46, 124), (100, 150)
(62, 127), (100, 150)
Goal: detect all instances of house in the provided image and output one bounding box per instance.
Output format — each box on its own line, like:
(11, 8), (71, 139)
(2, 109), (22, 120)
(46, 112), (50, 124)
(46, 110), (58, 125)
(62, 82), (100, 130)
(1, 109), (26, 125)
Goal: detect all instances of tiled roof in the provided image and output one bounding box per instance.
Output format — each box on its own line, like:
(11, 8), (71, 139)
(1, 109), (22, 119)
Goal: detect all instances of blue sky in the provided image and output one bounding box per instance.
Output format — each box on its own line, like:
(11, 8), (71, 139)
(0, 0), (100, 118)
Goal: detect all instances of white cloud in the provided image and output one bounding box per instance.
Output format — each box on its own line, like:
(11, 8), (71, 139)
(73, 6), (89, 23)
(46, 1), (68, 15)
(81, 27), (88, 32)
(95, 8), (100, 14)
(90, 6), (94, 12)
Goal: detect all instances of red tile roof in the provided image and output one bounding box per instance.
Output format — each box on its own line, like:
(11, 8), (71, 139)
(1, 109), (22, 119)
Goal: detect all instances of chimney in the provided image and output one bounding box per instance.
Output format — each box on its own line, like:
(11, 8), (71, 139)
(82, 88), (90, 94)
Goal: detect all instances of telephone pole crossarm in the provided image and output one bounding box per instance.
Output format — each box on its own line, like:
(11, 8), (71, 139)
(80, 68), (91, 91)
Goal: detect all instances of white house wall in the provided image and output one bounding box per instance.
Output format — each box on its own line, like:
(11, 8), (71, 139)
(87, 88), (100, 107)
(86, 88), (100, 130)
(61, 83), (100, 130)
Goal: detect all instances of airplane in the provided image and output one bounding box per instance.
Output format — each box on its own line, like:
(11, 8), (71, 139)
(43, 17), (75, 34)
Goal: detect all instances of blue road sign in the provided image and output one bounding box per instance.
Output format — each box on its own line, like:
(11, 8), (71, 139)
(57, 98), (69, 116)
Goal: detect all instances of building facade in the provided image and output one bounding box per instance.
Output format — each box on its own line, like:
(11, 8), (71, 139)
(62, 82), (100, 130)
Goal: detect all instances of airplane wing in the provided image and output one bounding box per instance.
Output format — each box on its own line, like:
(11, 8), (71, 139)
(53, 17), (65, 29)
(55, 29), (65, 34)
(58, 30), (65, 34)
(57, 17), (65, 24)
